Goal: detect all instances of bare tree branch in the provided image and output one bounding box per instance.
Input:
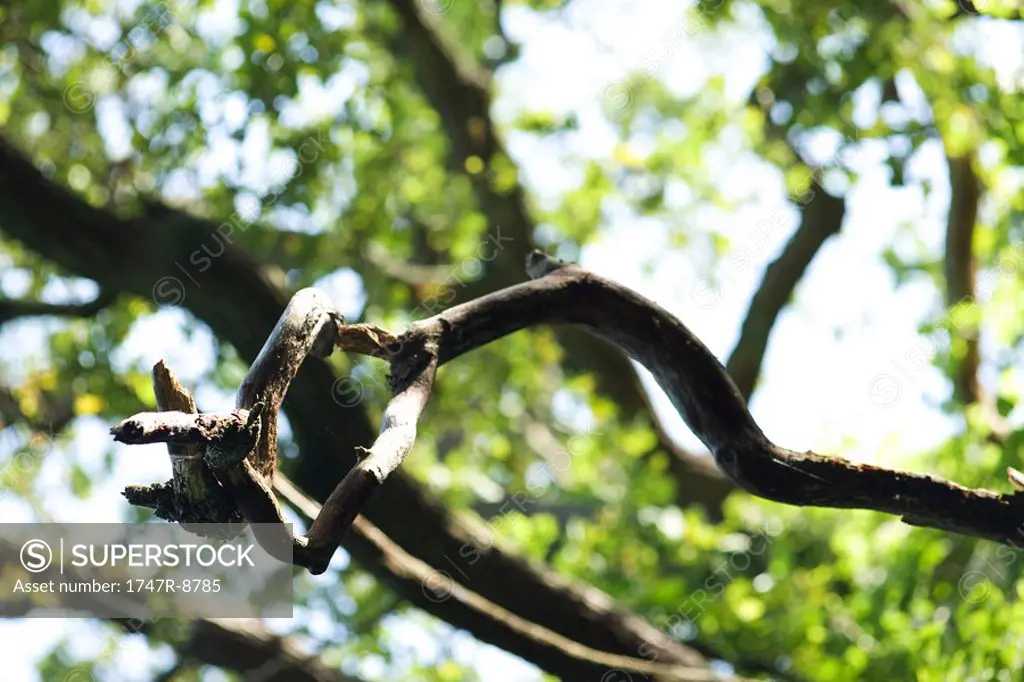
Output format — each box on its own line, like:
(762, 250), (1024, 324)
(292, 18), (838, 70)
(430, 251), (1024, 545)
(114, 307), (441, 574)
(114, 409), (261, 449)
(725, 91), (851, 404)
(236, 288), (345, 478)
(307, 248), (1024, 549)
(123, 360), (241, 526)
(725, 190), (845, 402)
(169, 618), (365, 682)
(0, 289), (115, 325)
(113, 283), (739, 678)
(0, 134), (730, 678)
(304, 346), (438, 562)
(377, 0), (737, 512)
(153, 361), (208, 502)
(275, 475), (748, 682)
(124, 245), (1024, 577)
(944, 152), (981, 406)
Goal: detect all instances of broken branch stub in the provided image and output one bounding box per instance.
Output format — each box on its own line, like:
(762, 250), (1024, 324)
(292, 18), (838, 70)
(111, 409), (261, 466)
(121, 360), (242, 529)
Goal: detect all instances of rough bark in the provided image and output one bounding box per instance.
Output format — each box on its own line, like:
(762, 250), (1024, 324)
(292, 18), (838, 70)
(0, 135), (713, 679)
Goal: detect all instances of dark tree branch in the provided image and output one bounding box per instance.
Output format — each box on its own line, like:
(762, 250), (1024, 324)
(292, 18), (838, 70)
(174, 618), (365, 682)
(725, 190), (845, 402)
(406, 250), (1024, 546)
(0, 133), (722, 678)
(378, 0), (737, 512)
(278, 480), (720, 680)
(117, 615), (364, 682)
(304, 345), (438, 557)
(0, 289), (115, 325)
(121, 245), (1024, 580)
(941, 152), (1009, 440)
(115, 302), (442, 575)
(236, 287), (345, 478)
(944, 153), (981, 406)
(726, 91), (851, 404)
(275, 475), (747, 682)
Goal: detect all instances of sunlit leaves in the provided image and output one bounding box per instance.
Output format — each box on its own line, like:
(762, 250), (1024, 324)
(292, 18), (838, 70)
(1, 0), (1024, 679)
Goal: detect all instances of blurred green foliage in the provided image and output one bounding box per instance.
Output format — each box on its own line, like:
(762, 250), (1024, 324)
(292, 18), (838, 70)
(1, 0), (1023, 680)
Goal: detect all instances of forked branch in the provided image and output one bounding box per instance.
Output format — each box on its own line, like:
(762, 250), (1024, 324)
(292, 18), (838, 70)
(115, 250), (1024, 581)
(114, 289), (438, 574)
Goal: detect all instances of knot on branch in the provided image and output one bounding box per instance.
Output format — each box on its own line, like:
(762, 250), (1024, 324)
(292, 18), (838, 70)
(387, 336), (437, 393)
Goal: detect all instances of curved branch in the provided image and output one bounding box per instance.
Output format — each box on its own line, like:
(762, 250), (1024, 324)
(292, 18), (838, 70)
(726, 91), (852, 404)
(113, 245), (1024, 670)
(237, 287), (345, 478)
(378, 0), (738, 512)
(113, 281), (749, 676)
(0, 133), (722, 677)
(393, 251), (1024, 546)
(177, 243), (1024, 574)
(305, 345), (438, 557)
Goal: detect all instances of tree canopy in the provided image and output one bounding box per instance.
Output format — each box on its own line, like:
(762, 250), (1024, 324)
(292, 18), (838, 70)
(1, 0), (1023, 680)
